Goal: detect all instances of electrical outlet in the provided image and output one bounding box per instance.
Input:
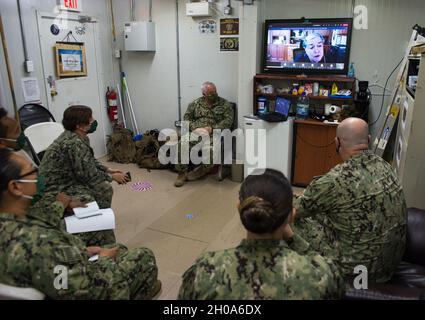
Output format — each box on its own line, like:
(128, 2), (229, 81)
(25, 60), (34, 73)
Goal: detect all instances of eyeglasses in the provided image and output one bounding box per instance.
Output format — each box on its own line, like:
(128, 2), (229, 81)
(17, 168), (38, 180)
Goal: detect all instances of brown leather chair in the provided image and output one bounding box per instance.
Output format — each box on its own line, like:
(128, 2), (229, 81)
(345, 208), (425, 300)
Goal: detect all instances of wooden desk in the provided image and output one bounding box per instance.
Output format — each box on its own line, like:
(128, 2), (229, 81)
(292, 119), (342, 186)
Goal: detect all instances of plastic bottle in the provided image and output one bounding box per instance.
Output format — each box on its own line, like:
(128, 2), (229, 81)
(331, 83), (339, 95)
(257, 96), (268, 115)
(348, 62), (355, 78)
(296, 92), (310, 120)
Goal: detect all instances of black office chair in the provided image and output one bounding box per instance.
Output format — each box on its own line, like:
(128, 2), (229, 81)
(216, 102), (238, 181)
(18, 104), (56, 165)
(18, 103), (56, 131)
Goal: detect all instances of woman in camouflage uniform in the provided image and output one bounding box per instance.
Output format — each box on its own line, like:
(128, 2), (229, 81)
(179, 169), (344, 300)
(34, 105), (130, 246)
(0, 149), (160, 300)
(39, 105), (129, 208)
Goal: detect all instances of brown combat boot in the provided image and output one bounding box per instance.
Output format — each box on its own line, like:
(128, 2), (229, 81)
(174, 172), (187, 187)
(187, 166), (211, 181)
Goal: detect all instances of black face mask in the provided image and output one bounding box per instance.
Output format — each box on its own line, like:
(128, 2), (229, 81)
(336, 137), (341, 154)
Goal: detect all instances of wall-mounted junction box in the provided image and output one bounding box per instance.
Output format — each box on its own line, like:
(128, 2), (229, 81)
(124, 21), (156, 52)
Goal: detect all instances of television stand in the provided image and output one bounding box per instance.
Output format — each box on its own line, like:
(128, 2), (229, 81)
(253, 73), (356, 185)
(253, 73), (356, 117)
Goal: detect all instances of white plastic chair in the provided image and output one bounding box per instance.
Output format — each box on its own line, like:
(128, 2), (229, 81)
(24, 122), (64, 164)
(0, 283), (45, 300)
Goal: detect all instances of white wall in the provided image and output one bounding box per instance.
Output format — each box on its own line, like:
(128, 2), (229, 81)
(112, 0), (240, 132)
(2, 0), (424, 140)
(111, 0), (425, 138)
(0, 0), (115, 135)
(260, 0), (425, 138)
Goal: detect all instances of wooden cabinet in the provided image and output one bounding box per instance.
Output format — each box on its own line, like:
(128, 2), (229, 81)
(292, 120), (342, 186)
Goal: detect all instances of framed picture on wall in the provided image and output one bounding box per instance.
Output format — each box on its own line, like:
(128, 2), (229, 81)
(55, 42), (87, 78)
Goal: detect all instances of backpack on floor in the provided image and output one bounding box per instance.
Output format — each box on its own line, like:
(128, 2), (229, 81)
(135, 129), (168, 169)
(106, 128), (136, 163)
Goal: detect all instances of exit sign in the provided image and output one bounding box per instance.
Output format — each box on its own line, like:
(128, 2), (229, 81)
(60, 0), (83, 12)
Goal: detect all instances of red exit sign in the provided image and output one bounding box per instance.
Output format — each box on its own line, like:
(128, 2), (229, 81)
(60, 0), (82, 12)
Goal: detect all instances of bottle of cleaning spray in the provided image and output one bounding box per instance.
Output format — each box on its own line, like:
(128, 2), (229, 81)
(348, 62), (355, 78)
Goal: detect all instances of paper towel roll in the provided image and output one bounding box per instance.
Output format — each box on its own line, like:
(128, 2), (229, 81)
(324, 104), (332, 115)
(329, 105), (342, 114)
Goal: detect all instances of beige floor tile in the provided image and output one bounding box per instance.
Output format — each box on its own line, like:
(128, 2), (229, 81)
(156, 270), (181, 300)
(206, 212), (245, 252)
(149, 179), (240, 243)
(159, 278), (183, 300)
(105, 163), (204, 243)
(125, 229), (208, 275)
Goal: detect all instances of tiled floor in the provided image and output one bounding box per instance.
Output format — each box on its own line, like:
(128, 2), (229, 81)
(104, 159), (304, 299)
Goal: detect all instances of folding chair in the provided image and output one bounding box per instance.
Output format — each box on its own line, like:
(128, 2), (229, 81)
(24, 122), (64, 165)
(18, 103), (56, 131)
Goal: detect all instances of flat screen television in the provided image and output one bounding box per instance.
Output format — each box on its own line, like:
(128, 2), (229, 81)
(262, 18), (353, 75)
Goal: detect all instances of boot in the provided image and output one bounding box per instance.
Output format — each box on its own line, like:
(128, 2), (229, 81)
(174, 172), (187, 187)
(149, 280), (162, 300)
(137, 279), (162, 300)
(187, 166), (211, 181)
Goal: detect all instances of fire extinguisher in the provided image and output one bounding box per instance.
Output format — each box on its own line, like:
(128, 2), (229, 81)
(106, 87), (118, 122)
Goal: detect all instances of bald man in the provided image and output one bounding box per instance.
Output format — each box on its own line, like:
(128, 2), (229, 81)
(294, 118), (407, 285)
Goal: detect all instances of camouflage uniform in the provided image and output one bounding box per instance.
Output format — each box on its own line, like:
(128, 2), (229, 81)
(28, 192), (116, 247)
(0, 210), (159, 300)
(39, 130), (113, 209)
(176, 96), (234, 173)
(294, 150), (407, 283)
(178, 234), (344, 300)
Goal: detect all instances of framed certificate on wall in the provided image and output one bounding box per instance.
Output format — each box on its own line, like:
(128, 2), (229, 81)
(55, 42), (87, 78)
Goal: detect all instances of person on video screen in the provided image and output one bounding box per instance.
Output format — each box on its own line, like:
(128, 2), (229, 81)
(294, 32), (343, 64)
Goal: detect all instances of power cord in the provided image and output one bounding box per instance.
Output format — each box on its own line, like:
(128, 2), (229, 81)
(369, 56), (404, 127)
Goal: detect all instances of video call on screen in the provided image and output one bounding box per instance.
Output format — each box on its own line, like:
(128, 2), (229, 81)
(265, 23), (349, 71)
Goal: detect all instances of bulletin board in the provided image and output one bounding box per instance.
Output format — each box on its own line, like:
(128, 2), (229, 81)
(55, 42), (87, 78)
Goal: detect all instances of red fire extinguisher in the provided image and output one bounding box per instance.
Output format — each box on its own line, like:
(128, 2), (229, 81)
(106, 87), (118, 122)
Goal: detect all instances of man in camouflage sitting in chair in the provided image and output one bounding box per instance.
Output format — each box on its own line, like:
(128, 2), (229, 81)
(174, 82), (234, 187)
